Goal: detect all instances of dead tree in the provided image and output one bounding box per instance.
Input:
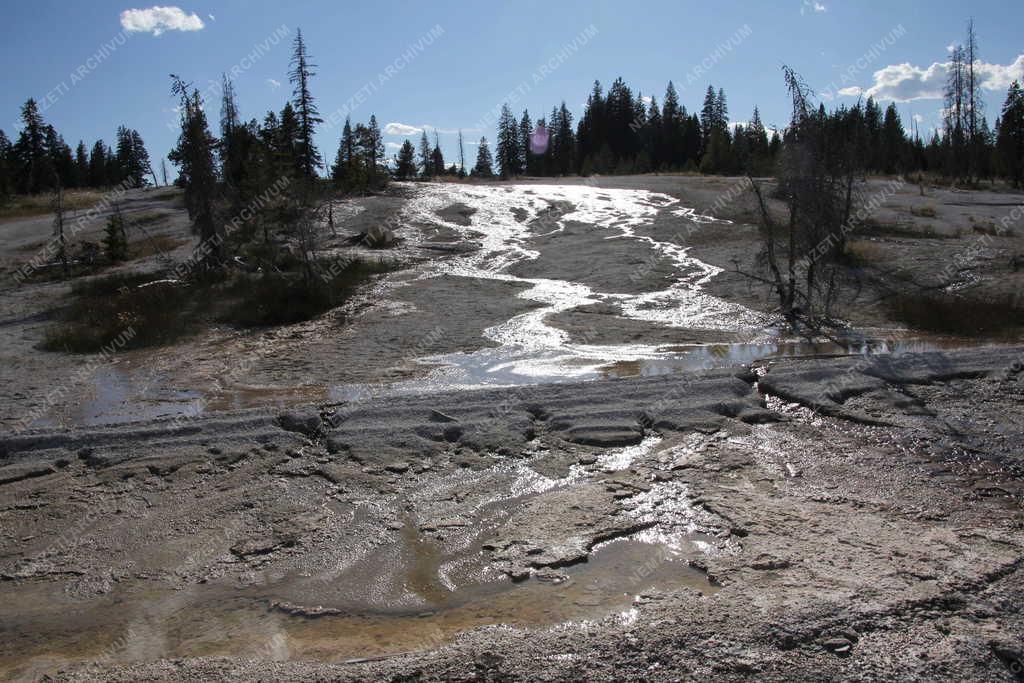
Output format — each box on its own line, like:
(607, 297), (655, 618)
(53, 180), (69, 278)
(739, 66), (862, 331)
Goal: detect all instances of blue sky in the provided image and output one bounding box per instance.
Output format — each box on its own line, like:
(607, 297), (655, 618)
(3, 1), (1023, 172)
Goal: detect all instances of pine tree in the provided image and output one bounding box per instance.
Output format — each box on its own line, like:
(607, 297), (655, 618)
(577, 80), (605, 173)
(715, 88), (729, 130)
(289, 28), (323, 179)
(881, 102), (905, 174)
(545, 106), (557, 174)
(168, 76), (221, 262)
(645, 96), (662, 169)
(395, 139), (417, 179)
(74, 141), (89, 187)
(496, 104), (519, 178)
(46, 126), (75, 189)
(519, 110), (533, 175)
(944, 45), (968, 178)
(220, 73), (240, 183)
(332, 117), (357, 186)
(662, 82), (686, 168)
(749, 107), (768, 150)
(102, 211), (128, 262)
(115, 128), (150, 187)
(367, 115), (384, 183)
(976, 116), (994, 180)
(88, 140), (108, 187)
(552, 102), (575, 176)
(277, 102), (302, 177)
(337, 132), (354, 185)
(997, 81), (1024, 187)
(700, 85), (717, 142)
(14, 98), (53, 194)
(699, 126), (732, 174)
(603, 78), (636, 168)
(418, 130), (432, 177)
(472, 137), (494, 177)
(430, 131), (445, 176)
(632, 92), (650, 172)
(731, 124), (749, 174)
(351, 122), (371, 187)
(114, 125), (133, 184)
(105, 145), (123, 186)
(260, 110), (280, 151)
(747, 106), (770, 174)
(864, 97), (884, 171)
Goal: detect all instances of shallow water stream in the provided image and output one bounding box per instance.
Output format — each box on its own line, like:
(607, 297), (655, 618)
(38, 183), (983, 426)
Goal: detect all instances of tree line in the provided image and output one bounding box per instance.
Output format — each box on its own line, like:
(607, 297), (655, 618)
(462, 21), (1022, 185)
(456, 74), (1022, 188)
(0, 99), (153, 198)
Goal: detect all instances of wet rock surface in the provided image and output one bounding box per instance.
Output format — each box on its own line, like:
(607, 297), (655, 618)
(2, 179), (1024, 680)
(0, 347), (1020, 680)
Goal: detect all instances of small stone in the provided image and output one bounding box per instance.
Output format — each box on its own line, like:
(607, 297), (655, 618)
(821, 637), (854, 655)
(508, 568), (530, 581)
(534, 570), (568, 584)
(385, 461), (410, 474)
(277, 411), (322, 437)
(475, 651), (504, 670)
(325, 437), (348, 455)
(750, 554), (791, 570)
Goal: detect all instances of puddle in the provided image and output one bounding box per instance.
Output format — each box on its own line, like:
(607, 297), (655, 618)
(598, 336), (979, 379)
(53, 332), (981, 429)
(29, 361), (328, 430)
(0, 538), (714, 676)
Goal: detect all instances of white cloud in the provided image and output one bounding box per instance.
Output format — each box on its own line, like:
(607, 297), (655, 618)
(843, 54), (1024, 102)
(267, 78), (281, 89)
(207, 13), (215, 21)
(800, 1), (826, 15)
(385, 142), (402, 150)
(384, 122), (423, 136)
(384, 122), (480, 137)
(838, 86), (863, 97)
(912, 113), (924, 123)
(120, 6), (205, 36)
(433, 126), (480, 135)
